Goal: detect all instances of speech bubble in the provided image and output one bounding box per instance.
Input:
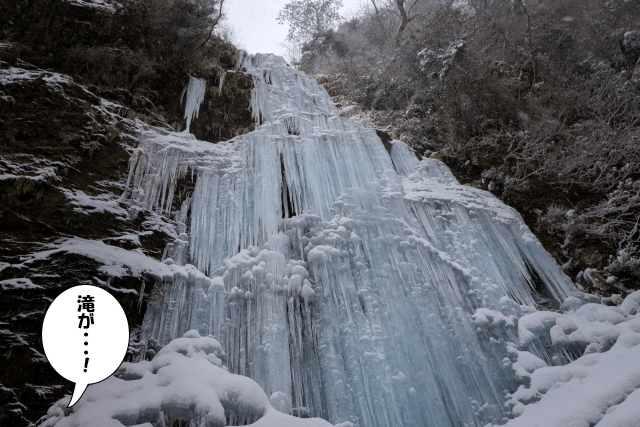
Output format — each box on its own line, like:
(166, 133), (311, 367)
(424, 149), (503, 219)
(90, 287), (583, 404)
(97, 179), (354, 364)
(42, 285), (129, 407)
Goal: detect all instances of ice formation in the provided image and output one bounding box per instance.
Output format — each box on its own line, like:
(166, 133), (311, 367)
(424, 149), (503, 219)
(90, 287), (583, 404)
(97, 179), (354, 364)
(43, 53), (640, 427)
(183, 76), (207, 133)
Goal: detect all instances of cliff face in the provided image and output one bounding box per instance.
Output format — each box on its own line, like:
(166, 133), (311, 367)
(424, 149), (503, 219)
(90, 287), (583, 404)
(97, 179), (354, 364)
(0, 2), (254, 424)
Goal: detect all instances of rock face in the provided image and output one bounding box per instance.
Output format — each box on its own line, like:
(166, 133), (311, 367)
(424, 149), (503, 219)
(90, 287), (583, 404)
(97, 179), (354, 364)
(0, 36), (253, 427)
(184, 70), (256, 142)
(0, 64), (163, 426)
(0, 1), (253, 424)
(623, 31), (640, 60)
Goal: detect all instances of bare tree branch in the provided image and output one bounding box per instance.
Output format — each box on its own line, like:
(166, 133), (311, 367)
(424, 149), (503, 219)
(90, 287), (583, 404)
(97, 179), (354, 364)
(200, 0), (226, 49)
(370, 0), (389, 40)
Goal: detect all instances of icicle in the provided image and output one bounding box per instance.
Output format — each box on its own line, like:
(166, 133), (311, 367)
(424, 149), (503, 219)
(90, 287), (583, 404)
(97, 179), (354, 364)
(183, 76), (207, 133)
(125, 53), (579, 427)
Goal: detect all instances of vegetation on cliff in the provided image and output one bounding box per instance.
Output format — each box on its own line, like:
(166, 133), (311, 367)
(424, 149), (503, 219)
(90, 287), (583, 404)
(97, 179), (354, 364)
(291, 0), (640, 294)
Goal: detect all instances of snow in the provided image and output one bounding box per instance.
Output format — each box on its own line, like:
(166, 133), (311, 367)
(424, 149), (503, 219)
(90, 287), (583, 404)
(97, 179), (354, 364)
(1, 66), (123, 113)
(0, 278), (43, 290)
(41, 330), (333, 427)
(61, 188), (129, 217)
(418, 41), (465, 80)
(596, 387), (640, 427)
(466, 290), (640, 427)
(104, 233), (148, 247)
(13, 238), (204, 284)
(0, 168), (60, 186)
(505, 339), (640, 426)
(13, 238), (168, 278)
(517, 297), (640, 357)
(499, 294), (640, 427)
(0, 67), (74, 88)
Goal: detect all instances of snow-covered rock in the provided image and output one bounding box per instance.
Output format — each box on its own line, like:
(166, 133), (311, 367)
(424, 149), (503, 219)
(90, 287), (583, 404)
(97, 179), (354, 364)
(500, 291), (640, 427)
(40, 330), (333, 427)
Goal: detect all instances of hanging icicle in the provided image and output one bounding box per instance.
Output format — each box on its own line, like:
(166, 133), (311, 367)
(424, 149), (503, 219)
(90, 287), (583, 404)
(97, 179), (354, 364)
(115, 54), (581, 427)
(183, 76), (207, 133)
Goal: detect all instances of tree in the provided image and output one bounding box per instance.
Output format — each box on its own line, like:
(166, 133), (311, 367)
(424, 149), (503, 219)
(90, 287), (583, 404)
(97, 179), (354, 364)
(277, 0), (343, 47)
(366, 0), (458, 43)
(367, 0), (421, 42)
(200, 0), (227, 48)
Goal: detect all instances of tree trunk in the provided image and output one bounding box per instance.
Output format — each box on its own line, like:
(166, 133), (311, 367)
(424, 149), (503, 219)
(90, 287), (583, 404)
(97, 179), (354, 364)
(200, 0), (226, 49)
(395, 0), (411, 43)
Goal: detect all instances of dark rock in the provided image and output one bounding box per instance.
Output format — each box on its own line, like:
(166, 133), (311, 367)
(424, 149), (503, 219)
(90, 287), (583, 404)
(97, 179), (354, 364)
(181, 71), (255, 143)
(0, 0), (258, 424)
(375, 129), (393, 154)
(622, 31), (640, 59)
(0, 69), (170, 425)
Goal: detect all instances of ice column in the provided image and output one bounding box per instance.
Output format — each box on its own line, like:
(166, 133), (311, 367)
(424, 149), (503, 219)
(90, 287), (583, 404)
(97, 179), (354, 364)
(183, 76), (206, 133)
(130, 53), (577, 427)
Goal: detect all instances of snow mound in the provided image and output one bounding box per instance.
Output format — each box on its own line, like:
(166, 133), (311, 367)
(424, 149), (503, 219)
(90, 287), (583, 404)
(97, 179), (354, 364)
(498, 291), (640, 427)
(40, 330), (334, 427)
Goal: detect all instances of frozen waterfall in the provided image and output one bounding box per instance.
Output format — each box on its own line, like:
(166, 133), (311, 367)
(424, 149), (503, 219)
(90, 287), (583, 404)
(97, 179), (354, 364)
(121, 53), (578, 427)
(56, 53), (595, 427)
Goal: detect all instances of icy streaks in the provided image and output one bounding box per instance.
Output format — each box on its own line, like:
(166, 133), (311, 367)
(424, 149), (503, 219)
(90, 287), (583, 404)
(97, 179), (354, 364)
(129, 53), (575, 427)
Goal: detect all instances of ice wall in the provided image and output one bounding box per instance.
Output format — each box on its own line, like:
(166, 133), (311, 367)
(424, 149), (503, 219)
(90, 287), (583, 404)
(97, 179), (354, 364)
(124, 53), (577, 427)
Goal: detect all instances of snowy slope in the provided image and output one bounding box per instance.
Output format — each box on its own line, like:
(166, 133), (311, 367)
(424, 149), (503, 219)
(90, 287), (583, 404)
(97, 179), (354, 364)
(41, 53), (640, 427)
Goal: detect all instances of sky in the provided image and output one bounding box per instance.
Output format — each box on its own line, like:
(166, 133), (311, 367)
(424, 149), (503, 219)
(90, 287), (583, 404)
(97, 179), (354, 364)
(225, 0), (364, 57)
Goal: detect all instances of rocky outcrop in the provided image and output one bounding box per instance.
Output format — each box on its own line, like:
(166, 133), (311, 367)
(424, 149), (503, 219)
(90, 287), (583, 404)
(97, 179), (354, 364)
(0, 63), (164, 425)
(0, 30), (254, 427)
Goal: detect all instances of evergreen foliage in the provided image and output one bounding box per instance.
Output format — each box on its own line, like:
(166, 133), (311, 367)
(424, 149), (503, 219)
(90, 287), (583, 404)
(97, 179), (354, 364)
(0, 0), (232, 92)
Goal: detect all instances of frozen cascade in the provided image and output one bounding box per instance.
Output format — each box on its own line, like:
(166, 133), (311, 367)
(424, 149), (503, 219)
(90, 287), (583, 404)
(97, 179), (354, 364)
(123, 53), (579, 426)
(183, 76), (207, 133)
